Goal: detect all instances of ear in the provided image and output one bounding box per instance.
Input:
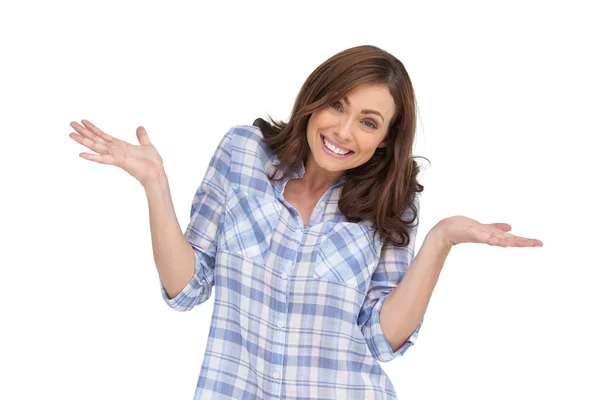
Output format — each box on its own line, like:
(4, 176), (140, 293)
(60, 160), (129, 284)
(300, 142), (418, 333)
(377, 140), (387, 149)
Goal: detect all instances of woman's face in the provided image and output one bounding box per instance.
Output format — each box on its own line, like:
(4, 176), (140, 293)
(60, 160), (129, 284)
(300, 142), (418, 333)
(306, 83), (396, 175)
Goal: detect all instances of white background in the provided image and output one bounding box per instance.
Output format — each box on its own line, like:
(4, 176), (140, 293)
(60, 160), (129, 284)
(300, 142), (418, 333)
(1, 0), (598, 399)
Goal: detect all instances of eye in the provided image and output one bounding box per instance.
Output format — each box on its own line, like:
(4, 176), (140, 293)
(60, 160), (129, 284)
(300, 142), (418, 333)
(363, 120), (377, 129)
(330, 101), (343, 111)
(330, 101), (378, 129)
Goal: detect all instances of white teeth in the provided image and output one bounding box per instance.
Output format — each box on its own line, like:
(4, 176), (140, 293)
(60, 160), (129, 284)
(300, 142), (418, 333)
(323, 136), (350, 155)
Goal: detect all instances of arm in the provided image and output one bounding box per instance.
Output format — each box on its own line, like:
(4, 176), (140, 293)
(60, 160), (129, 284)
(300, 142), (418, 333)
(358, 196), (426, 362)
(144, 171), (196, 300)
(379, 227), (451, 352)
(381, 212), (544, 349)
(146, 128), (234, 311)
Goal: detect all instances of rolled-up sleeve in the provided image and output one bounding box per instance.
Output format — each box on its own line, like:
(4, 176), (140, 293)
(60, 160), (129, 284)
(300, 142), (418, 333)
(160, 128), (234, 311)
(357, 195), (422, 362)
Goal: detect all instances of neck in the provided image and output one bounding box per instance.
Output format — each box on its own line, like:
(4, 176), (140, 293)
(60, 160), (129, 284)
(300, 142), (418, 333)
(300, 152), (344, 195)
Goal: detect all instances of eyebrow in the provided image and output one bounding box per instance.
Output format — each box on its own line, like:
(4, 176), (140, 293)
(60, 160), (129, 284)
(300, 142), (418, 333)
(342, 96), (385, 123)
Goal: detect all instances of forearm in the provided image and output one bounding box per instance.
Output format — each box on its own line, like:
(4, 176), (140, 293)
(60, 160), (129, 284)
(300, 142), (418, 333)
(380, 227), (452, 352)
(144, 170), (195, 299)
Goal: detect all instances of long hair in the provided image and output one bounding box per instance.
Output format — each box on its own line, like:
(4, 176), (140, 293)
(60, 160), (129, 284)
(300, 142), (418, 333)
(253, 45), (429, 248)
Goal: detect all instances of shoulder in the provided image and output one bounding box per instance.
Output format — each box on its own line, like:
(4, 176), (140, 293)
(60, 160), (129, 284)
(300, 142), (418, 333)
(227, 124), (265, 143)
(223, 124), (276, 182)
(225, 124), (270, 155)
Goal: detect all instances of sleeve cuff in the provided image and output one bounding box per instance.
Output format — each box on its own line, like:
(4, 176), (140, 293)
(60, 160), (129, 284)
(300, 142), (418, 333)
(159, 250), (213, 312)
(367, 295), (423, 362)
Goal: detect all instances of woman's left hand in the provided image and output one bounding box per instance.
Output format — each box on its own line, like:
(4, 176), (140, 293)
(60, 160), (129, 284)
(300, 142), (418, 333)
(434, 216), (544, 248)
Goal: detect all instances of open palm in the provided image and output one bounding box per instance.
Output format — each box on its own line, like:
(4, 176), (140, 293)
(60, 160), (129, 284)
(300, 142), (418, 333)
(69, 119), (165, 187)
(435, 215), (543, 248)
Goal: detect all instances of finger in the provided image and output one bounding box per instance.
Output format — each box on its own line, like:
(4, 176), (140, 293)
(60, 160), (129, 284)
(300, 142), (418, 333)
(498, 230), (544, 247)
(81, 119), (115, 143)
(70, 121), (104, 143)
(136, 126), (151, 146)
(69, 131), (109, 154)
(70, 121), (109, 145)
(489, 231), (543, 248)
(479, 229), (519, 247)
(487, 222), (512, 232)
(509, 235), (543, 247)
(79, 152), (116, 165)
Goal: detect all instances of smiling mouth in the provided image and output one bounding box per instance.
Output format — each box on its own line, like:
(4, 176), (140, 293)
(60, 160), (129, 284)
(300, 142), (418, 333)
(320, 134), (354, 157)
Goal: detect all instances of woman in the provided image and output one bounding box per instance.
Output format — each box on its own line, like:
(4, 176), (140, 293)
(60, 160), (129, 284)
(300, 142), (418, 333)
(68, 45), (542, 399)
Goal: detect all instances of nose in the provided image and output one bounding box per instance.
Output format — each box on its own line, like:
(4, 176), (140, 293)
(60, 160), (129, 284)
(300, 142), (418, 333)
(335, 116), (353, 142)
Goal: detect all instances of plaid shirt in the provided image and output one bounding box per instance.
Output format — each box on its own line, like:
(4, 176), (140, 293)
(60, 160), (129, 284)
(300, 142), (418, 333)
(160, 125), (423, 399)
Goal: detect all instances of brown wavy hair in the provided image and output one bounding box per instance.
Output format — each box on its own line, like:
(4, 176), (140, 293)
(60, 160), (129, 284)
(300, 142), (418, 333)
(253, 45), (429, 248)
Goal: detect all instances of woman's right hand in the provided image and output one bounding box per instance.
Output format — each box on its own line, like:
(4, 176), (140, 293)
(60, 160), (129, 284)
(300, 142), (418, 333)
(69, 119), (165, 187)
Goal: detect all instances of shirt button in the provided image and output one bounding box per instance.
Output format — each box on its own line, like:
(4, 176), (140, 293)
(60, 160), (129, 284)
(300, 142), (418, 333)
(277, 320), (284, 328)
(319, 201), (326, 208)
(272, 371), (280, 379)
(281, 272), (288, 279)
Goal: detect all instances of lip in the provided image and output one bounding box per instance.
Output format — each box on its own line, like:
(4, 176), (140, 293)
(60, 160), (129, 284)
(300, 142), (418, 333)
(321, 134), (352, 152)
(320, 133), (354, 158)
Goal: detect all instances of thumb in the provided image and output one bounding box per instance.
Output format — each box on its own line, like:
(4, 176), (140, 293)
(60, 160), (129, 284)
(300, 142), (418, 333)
(488, 223), (512, 232)
(136, 126), (151, 146)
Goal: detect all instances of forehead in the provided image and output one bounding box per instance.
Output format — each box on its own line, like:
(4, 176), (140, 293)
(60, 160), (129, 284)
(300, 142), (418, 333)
(345, 84), (395, 116)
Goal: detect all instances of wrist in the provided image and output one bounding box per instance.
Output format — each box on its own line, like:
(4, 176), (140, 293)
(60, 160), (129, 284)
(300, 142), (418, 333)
(426, 225), (454, 254)
(142, 168), (168, 193)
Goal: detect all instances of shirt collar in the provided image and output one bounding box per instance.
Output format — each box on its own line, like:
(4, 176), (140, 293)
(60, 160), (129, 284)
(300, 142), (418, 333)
(271, 154), (347, 188)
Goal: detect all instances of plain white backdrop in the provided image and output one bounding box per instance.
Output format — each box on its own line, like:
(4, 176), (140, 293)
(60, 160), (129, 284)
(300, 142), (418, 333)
(1, 0), (598, 399)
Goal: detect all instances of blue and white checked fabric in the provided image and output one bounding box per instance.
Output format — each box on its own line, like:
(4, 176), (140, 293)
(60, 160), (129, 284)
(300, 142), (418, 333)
(160, 125), (423, 400)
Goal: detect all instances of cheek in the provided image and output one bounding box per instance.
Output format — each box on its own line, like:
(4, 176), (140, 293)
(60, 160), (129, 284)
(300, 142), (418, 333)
(307, 113), (321, 130)
(355, 138), (382, 154)
(313, 110), (335, 125)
